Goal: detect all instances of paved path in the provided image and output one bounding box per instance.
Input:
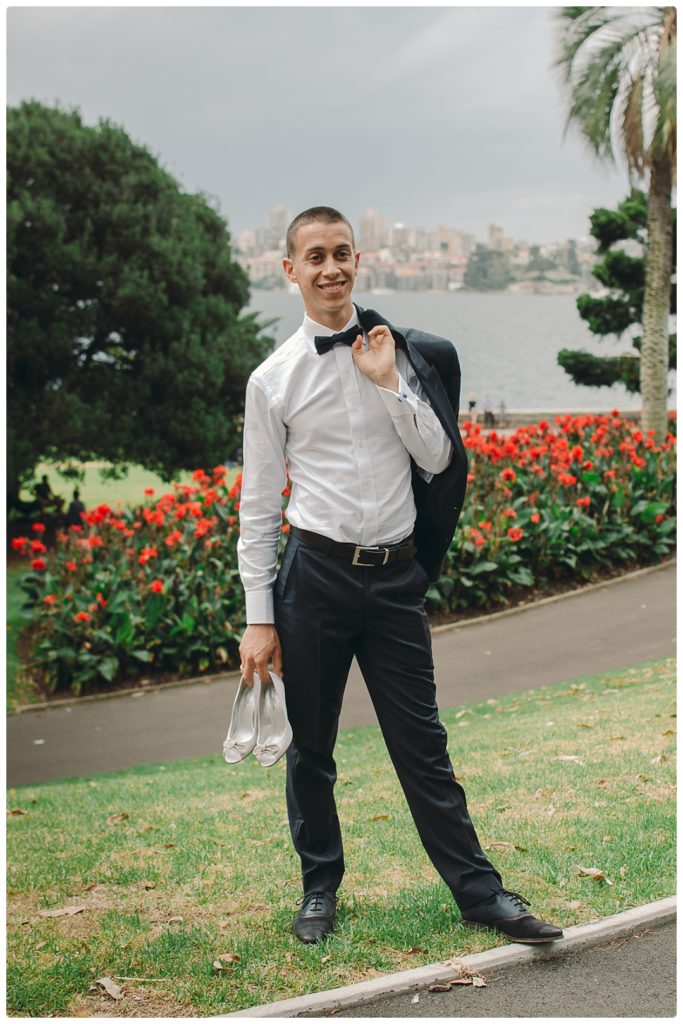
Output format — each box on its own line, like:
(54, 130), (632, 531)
(6, 562), (676, 787)
(329, 919), (676, 1018)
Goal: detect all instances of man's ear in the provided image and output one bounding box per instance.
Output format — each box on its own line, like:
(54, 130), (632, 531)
(282, 257), (296, 283)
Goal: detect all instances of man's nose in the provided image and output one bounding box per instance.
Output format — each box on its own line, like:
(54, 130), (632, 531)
(321, 256), (340, 276)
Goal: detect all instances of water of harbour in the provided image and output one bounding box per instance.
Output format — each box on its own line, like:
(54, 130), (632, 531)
(247, 290), (676, 413)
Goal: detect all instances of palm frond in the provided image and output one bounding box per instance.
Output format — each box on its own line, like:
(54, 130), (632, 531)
(651, 42), (677, 170)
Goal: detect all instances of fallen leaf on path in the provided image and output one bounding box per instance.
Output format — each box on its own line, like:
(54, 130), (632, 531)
(106, 812), (129, 825)
(142, 881), (156, 891)
(449, 978), (473, 986)
(93, 977), (123, 1001)
(428, 984), (452, 992)
(472, 976), (487, 987)
(405, 946), (427, 955)
(34, 941), (48, 951)
(410, 994), (420, 1004)
(370, 814), (389, 822)
(455, 709), (467, 719)
(662, 729), (675, 735)
(167, 916), (184, 924)
(650, 754), (669, 764)
(576, 723), (593, 729)
(8, 808), (29, 815)
(39, 905), (86, 918)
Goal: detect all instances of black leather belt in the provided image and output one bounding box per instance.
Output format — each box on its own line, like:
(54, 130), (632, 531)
(291, 527), (416, 567)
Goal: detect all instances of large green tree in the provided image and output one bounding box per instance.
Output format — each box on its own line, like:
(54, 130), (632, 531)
(558, 190), (676, 392)
(556, 6), (676, 441)
(7, 101), (272, 504)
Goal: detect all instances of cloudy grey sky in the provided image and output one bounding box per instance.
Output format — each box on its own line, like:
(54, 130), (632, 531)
(7, 5), (631, 244)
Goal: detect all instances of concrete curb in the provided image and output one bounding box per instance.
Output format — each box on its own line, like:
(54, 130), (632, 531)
(222, 897), (676, 1018)
(9, 558), (675, 715)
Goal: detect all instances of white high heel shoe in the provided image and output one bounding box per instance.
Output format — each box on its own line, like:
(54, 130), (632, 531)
(222, 675), (260, 764)
(253, 671), (293, 768)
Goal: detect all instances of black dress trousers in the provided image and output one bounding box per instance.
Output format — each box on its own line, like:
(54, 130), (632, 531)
(274, 534), (503, 912)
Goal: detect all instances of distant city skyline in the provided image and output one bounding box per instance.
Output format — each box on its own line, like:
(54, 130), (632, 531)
(7, 6), (633, 244)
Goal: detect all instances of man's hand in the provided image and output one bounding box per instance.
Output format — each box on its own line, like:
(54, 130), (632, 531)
(239, 624), (283, 685)
(352, 325), (399, 392)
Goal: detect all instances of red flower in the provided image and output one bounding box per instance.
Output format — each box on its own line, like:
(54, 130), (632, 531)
(502, 508), (517, 519)
(500, 467), (516, 483)
(148, 579), (164, 594)
(144, 488), (155, 496)
(507, 527), (524, 542)
(478, 520), (492, 532)
(575, 496), (591, 508)
(43, 594), (57, 606)
(87, 535), (104, 548)
(656, 514), (665, 524)
(557, 473), (577, 486)
(228, 515), (237, 526)
(165, 529), (183, 547)
(282, 523), (291, 534)
(96, 592), (107, 607)
(31, 558), (46, 571)
(530, 512), (541, 524)
(74, 611), (91, 623)
(138, 546), (158, 565)
(65, 561), (77, 572)
(282, 487), (292, 496)
(32, 523), (46, 534)
(11, 537), (28, 552)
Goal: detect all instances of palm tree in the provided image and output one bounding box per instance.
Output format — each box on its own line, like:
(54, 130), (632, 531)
(556, 6), (676, 441)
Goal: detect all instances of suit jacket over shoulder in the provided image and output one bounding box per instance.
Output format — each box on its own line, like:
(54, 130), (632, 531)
(356, 305), (469, 582)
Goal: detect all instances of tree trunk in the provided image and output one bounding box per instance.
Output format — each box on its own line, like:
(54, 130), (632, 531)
(640, 156), (673, 442)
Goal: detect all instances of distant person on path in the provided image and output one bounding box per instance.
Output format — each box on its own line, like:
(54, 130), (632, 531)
(237, 206), (563, 946)
(65, 489), (85, 528)
(467, 392), (477, 422)
(498, 399), (508, 428)
(483, 394), (495, 428)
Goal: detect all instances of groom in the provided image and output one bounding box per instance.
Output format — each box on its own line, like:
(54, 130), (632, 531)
(237, 206), (563, 946)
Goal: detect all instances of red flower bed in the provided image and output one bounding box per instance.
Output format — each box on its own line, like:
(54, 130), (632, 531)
(14, 412), (676, 695)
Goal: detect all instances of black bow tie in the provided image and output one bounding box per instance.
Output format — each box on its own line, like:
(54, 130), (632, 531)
(314, 324), (362, 355)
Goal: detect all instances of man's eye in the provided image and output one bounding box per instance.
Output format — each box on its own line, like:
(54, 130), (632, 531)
(337, 250), (350, 258)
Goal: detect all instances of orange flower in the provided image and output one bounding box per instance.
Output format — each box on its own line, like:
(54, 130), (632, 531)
(507, 527), (523, 542)
(502, 508), (517, 519)
(576, 496), (591, 508)
(65, 561), (77, 572)
(74, 611), (91, 623)
(43, 594), (57, 605)
(148, 579), (164, 594)
(500, 467), (516, 483)
(530, 512), (541, 524)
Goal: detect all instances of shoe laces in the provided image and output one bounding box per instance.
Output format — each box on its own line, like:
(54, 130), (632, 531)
(500, 889), (531, 912)
(296, 891), (333, 913)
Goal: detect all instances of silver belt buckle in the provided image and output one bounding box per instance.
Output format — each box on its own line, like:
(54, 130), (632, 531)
(352, 545), (390, 567)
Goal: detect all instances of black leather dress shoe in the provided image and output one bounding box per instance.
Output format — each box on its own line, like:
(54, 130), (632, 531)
(462, 890), (563, 944)
(293, 891), (337, 944)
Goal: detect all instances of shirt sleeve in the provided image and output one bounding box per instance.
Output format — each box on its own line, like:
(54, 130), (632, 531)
(375, 353), (452, 475)
(236, 377), (288, 624)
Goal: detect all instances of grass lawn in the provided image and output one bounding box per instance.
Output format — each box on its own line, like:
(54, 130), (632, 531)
(18, 461), (232, 511)
(6, 656), (676, 1018)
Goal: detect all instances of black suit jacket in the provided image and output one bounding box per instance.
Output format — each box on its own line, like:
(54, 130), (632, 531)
(356, 305), (468, 582)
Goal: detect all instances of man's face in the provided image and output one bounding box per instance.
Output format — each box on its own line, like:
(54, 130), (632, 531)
(282, 221), (360, 329)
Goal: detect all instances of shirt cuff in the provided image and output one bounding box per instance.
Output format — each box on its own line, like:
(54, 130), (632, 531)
(376, 372), (419, 417)
(245, 589), (275, 624)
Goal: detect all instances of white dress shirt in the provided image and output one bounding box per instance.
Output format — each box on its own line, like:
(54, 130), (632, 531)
(237, 308), (452, 623)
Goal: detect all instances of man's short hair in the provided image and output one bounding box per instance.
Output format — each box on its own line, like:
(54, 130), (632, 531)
(286, 206), (355, 258)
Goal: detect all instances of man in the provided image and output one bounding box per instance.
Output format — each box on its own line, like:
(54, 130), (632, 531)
(237, 207), (562, 946)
